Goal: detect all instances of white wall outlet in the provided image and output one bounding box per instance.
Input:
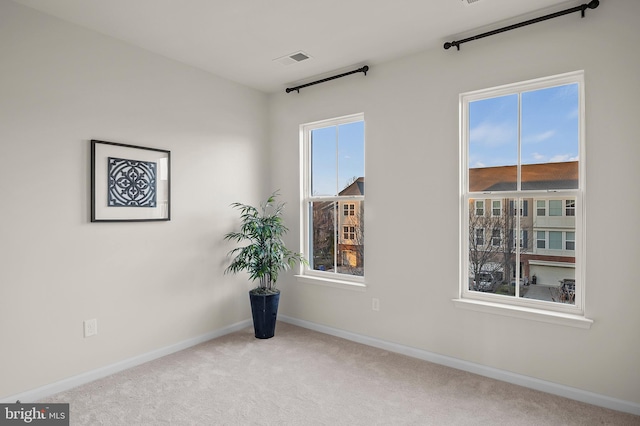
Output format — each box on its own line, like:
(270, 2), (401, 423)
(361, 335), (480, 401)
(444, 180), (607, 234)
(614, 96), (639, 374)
(84, 318), (98, 337)
(372, 298), (380, 311)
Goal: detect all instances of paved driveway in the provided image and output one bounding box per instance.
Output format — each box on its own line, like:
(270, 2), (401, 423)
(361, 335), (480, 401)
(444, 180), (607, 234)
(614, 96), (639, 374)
(521, 284), (557, 302)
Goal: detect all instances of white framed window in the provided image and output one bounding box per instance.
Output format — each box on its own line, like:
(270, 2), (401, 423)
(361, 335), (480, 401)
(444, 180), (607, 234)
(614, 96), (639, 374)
(549, 200), (563, 216)
(300, 113), (365, 286)
(475, 228), (485, 246)
(510, 199), (528, 216)
(566, 232), (575, 251)
(343, 226), (355, 241)
(491, 229), (501, 247)
(343, 203), (355, 216)
(536, 230), (546, 249)
(512, 229), (528, 249)
(475, 200), (484, 216)
(549, 231), (563, 250)
(535, 229), (576, 253)
(460, 71), (586, 322)
(492, 200), (502, 217)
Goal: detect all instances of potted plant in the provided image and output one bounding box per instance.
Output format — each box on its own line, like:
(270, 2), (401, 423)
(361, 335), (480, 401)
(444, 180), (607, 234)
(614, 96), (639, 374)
(224, 191), (305, 339)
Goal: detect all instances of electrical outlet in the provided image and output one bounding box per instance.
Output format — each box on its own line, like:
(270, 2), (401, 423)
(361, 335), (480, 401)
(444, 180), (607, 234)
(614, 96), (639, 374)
(372, 298), (380, 311)
(84, 318), (98, 337)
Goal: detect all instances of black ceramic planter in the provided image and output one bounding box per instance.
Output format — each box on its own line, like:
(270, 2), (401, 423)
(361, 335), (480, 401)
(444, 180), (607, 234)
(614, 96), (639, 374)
(249, 290), (280, 339)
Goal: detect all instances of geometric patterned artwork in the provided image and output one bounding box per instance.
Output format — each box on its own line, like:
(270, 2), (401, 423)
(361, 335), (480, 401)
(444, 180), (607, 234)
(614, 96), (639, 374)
(107, 157), (157, 207)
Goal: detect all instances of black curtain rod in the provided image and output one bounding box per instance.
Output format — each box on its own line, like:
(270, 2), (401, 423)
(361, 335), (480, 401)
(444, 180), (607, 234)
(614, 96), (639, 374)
(444, 0), (599, 51)
(286, 65), (369, 93)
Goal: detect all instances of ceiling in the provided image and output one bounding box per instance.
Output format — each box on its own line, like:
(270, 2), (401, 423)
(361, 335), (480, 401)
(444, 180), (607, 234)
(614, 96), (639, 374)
(11, 0), (575, 93)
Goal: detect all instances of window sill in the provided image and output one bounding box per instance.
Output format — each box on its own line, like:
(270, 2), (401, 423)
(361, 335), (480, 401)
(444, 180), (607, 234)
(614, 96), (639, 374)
(295, 274), (367, 292)
(452, 298), (593, 329)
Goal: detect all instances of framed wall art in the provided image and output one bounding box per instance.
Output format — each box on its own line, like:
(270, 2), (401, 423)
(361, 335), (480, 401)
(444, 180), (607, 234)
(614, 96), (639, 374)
(91, 140), (171, 222)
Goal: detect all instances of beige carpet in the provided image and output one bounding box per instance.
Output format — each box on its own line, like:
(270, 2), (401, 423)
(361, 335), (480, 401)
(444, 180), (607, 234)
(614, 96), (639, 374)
(41, 322), (638, 425)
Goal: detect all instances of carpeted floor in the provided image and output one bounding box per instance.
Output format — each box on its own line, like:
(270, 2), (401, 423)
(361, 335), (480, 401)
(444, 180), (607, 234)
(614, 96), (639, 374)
(41, 322), (639, 425)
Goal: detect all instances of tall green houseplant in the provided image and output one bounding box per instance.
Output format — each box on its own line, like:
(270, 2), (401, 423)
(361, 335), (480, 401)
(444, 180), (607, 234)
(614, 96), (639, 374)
(224, 192), (305, 338)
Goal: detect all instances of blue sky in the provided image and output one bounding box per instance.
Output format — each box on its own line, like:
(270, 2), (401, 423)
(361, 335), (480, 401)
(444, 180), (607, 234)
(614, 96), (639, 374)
(469, 83), (579, 169)
(311, 121), (365, 196)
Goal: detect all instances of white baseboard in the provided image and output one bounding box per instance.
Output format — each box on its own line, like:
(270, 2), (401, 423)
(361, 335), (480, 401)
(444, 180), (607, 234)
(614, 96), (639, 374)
(1, 319), (252, 404)
(279, 315), (640, 417)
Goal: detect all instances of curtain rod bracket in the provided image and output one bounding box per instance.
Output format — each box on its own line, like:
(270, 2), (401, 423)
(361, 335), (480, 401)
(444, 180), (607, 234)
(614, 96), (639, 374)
(444, 0), (599, 51)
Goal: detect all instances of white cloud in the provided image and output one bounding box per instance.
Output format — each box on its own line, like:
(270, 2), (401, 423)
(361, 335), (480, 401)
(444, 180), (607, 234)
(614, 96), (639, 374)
(525, 152), (578, 164)
(549, 154), (577, 162)
(566, 107), (579, 120)
(470, 122), (515, 147)
(523, 130), (556, 144)
(532, 152), (546, 161)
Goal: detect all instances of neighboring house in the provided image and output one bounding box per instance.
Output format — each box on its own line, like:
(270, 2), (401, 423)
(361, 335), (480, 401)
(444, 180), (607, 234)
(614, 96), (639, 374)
(337, 177), (364, 272)
(312, 177), (364, 274)
(469, 162), (577, 287)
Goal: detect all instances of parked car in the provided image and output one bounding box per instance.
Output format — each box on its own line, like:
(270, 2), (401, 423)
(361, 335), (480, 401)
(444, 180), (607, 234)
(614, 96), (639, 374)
(473, 272), (497, 292)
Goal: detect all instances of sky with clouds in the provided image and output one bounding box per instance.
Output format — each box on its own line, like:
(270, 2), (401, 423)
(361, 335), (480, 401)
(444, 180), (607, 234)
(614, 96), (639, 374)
(469, 83), (579, 169)
(311, 121), (365, 196)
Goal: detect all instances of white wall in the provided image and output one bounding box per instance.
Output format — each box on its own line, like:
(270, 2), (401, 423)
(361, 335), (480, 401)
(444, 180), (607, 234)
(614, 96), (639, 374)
(270, 0), (640, 406)
(0, 1), (268, 398)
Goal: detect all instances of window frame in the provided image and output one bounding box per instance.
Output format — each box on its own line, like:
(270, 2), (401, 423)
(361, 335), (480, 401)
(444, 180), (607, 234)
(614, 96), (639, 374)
(475, 228), (485, 246)
(299, 113), (366, 289)
(512, 228), (528, 249)
(491, 228), (501, 247)
(458, 71), (589, 325)
(492, 200), (502, 217)
(565, 232), (576, 251)
(549, 199), (563, 216)
(344, 203), (355, 216)
(343, 225), (356, 241)
(549, 230), (563, 250)
(536, 230), (546, 249)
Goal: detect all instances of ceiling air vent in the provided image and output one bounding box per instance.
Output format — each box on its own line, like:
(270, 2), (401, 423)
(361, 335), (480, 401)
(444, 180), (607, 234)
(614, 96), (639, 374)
(274, 51), (312, 66)
(462, 0), (481, 4)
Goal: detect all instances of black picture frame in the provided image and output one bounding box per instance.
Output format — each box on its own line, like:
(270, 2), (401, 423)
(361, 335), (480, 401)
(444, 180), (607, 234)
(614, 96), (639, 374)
(91, 140), (171, 222)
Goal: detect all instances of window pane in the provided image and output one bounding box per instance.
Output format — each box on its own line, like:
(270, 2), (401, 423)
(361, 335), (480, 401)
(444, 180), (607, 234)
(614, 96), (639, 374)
(492, 200), (501, 216)
(537, 230), (546, 249)
(468, 94), (518, 192)
(521, 84), (579, 190)
(469, 197), (519, 296)
(566, 232), (575, 250)
(337, 121), (365, 195)
(311, 127), (338, 196)
(566, 199), (576, 216)
(338, 201), (364, 276)
(549, 231), (562, 249)
(549, 200), (562, 216)
(310, 201), (336, 272)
